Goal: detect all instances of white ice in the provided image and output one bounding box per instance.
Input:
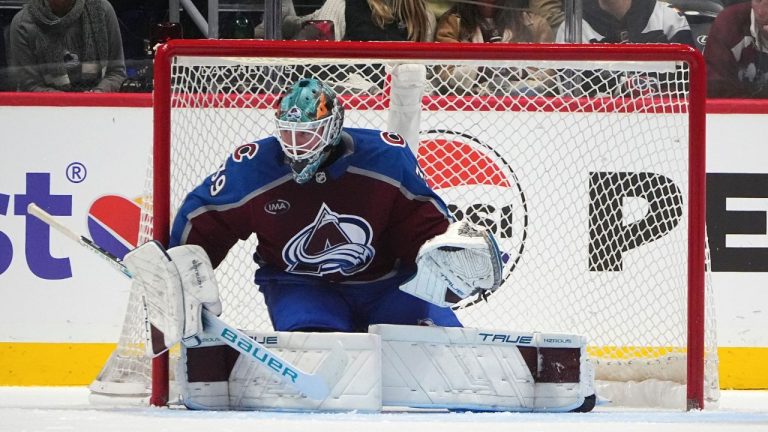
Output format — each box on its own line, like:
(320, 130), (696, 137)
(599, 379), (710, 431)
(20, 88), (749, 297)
(1, 387), (767, 432)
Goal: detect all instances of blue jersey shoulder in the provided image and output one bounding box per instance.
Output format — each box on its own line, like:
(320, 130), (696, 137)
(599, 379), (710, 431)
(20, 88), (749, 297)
(342, 128), (428, 190)
(169, 136), (290, 247)
(203, 136), (290, 204)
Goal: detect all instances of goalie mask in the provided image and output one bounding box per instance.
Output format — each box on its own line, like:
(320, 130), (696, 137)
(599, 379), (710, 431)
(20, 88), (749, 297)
(275, 78), (345, 183)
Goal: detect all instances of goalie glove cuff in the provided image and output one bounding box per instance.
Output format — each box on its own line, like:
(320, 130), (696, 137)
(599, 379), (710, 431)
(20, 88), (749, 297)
(400, 256), (464, 308)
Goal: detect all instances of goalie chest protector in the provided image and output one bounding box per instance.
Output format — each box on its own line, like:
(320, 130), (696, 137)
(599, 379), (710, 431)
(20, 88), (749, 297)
(169, 128), (451, 285)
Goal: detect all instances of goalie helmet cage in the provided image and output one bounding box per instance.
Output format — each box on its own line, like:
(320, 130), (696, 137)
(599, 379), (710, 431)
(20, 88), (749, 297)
(95, 40), (715, 410)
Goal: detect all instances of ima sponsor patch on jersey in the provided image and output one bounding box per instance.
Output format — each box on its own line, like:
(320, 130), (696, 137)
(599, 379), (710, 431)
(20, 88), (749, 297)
(282, 203), (374, 276)
(265, 199), (290, 215)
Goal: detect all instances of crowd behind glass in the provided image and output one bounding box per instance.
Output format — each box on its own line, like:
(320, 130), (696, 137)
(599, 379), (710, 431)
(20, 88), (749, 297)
(0, 0), (765, 98)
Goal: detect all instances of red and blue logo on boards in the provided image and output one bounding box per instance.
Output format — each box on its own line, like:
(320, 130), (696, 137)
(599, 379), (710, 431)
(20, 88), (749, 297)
(0, 172), (143, 279)
(87, 195), (142, 260)
(418, 130), (528, 282)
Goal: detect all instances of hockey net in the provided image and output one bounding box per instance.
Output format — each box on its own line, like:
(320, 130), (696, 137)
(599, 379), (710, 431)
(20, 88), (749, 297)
(90, 40), (718, 410)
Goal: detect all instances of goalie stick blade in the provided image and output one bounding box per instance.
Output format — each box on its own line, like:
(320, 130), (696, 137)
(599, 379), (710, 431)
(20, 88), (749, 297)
(201, 310), (349, 401)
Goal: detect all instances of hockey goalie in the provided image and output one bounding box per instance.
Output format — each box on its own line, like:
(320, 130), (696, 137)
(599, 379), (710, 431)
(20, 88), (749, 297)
(123, 76), (596, 412)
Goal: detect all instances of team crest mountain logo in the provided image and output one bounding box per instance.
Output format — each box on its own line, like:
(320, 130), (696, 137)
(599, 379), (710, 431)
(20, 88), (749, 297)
(283, 203), (374, 276)
(285, 106), (303, 121)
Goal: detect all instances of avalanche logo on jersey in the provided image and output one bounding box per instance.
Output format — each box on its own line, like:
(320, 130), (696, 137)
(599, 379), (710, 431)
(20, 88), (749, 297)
(282, 203), (374, 276)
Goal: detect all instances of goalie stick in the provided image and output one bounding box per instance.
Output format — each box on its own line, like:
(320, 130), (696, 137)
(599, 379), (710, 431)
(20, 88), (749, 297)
(27, 202), (348, 401)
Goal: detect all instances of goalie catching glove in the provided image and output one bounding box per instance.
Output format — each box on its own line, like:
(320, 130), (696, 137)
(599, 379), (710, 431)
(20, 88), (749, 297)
(122, 241), (222, 356)
(400, 221), (503, 308)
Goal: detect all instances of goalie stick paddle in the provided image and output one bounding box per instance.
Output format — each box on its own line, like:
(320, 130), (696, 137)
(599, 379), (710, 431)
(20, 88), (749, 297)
(26, 202), (348, 401)
(27, 203), (133, 279)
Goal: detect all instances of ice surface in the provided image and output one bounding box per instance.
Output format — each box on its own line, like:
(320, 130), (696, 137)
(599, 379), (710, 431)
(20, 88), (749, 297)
(0, 387), (766, 432)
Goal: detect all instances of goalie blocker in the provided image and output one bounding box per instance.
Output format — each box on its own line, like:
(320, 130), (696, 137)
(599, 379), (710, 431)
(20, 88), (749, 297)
(122, 241), (222, 356)
(180, 324), (596, 412)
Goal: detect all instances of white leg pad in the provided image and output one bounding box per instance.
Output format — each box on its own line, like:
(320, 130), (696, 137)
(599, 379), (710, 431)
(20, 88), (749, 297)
(178, 330), (382, 411)
(370, 324), (594, 412)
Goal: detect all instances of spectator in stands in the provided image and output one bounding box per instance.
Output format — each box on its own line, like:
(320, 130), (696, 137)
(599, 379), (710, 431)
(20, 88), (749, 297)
(427, 0), (456, 20)
(554, 0), (696, 47)
(705, 0), (768, 98)
(256, 0), (435, 42)
(255, 0), (435, 95)
(344, 0), (435, 41)
(9, 0), (126, 92)
(254, 0), (330, 39)
(530, 0), (565, 34)
(552, 0), (695, 97)
(435, 0), (552, 43)
(434, 0), (554, 95)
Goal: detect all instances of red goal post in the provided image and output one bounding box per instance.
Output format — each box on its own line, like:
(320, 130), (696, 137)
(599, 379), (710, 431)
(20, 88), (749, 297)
(102, 40), (712, 410)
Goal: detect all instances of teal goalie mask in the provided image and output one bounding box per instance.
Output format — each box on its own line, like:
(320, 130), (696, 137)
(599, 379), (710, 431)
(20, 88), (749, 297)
(275, 78), (345, 183)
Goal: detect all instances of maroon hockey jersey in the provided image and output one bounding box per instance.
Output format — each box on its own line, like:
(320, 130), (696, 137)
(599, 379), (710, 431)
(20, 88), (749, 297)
(169, 128), (452, 286)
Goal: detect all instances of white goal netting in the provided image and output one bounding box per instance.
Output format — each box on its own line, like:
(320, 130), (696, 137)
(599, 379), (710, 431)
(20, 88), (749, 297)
(90, 41), (717, 410)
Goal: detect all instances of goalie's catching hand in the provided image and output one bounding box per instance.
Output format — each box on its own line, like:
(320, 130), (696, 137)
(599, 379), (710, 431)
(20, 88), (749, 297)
(400, 221), (503, 308)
